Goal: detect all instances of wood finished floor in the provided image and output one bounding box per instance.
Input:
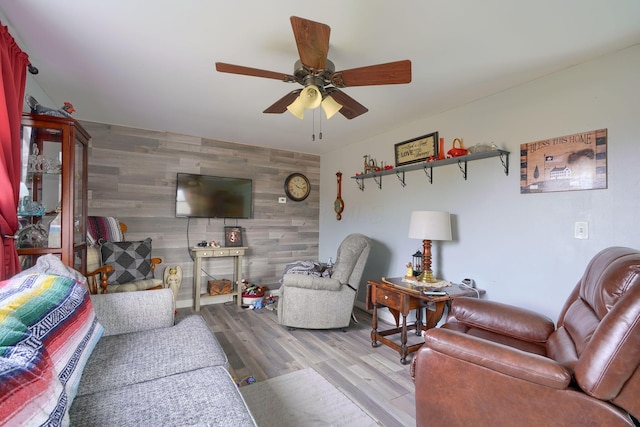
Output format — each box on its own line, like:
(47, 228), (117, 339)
(177, 302), (417, 427)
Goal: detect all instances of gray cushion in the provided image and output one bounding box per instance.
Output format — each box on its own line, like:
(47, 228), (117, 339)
(70, 366), (256, 426)
(77, 315), (228, 396)
(90, 289), (175, 337)
(100, 238), (154, 285)
(106, 278), (163, 292)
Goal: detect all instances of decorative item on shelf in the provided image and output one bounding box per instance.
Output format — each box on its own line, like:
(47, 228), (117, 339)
(224, 226), (243, 247)
(447, 138), (469, 158)
(27, 145), (62, 174)
(467, 143), (495, 154)
(363, 155), (385, 174)
(207, 279), (232, 296)
(26, 94), (75, 118)
(17, 196), (45, 217)
(408, 211), (452, 286)
(438, 137), (446, 160)
(16, 223), (49, 249)
(412, 250), (423, 277)
(395, 132), (439, 167)
(404, 262), (414, 280)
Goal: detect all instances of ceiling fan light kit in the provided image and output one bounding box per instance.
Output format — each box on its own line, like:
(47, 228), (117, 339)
(215, 16), (412, 121)
(286, 85), (343, 120)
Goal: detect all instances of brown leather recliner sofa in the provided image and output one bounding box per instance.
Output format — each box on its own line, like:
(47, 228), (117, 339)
(411, 246), (640, 426)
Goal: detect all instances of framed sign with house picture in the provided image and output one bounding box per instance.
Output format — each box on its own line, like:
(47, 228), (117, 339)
(520, 129), (607, 194)
(224, 226), (243, 247)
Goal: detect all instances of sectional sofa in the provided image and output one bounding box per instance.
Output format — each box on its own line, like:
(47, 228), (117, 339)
(0, 256), (256, 426)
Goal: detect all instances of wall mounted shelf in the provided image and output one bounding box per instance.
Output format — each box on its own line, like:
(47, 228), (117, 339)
(351, 149), (509, 190)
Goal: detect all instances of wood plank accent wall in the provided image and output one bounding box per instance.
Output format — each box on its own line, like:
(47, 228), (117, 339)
(82, 121), (320, 307)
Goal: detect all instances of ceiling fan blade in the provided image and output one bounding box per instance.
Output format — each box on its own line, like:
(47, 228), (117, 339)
(331, 60), (412, 87)
(290, 16), (330, 70)
(215, 62), (296, 82)
(326, 88), (368, 120)
(263, 90), (302, 114)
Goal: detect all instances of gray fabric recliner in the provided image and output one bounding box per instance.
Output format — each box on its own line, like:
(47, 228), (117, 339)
(277, 233), (371, 330)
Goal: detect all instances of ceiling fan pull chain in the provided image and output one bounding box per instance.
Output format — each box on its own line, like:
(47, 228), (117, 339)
(312, 109), (315, 141)
(319, 111), (323, 140)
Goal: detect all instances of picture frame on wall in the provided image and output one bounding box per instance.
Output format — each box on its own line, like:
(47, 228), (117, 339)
(394, 132), (439, 167)
(224, 226), (243, 247)
(520, 129), (607, 194)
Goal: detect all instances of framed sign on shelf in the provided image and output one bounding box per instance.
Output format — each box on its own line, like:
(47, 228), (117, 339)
(224, 226), (243, 247)
(394, 132), (438, 167)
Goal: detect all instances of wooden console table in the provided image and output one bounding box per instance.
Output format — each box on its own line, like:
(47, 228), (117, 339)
(191, 246), (247, 311)
(366, 277), (482, 364)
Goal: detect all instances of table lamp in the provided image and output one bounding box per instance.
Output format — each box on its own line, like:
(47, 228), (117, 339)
(408, 211), (452, 284)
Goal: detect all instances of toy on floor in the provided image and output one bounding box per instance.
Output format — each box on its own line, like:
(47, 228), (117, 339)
(234, 375), (256, 386)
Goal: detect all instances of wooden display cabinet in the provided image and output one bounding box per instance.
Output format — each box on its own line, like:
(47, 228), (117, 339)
(17, 113), (90, 273)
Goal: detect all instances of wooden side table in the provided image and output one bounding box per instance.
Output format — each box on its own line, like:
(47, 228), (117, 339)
(191, 246), (247, 311)
(366, 277), (482, 364)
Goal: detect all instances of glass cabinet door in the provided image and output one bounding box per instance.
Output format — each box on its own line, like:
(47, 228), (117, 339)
(73, 136), (87, 271)
(17, 114), (90, 271)
(18, 126), (63, 251)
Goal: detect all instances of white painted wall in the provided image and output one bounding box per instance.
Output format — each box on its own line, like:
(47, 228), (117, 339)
(319, 44), (640, 321)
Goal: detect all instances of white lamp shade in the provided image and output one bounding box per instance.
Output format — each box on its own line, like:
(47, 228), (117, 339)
(408, 211), (452, 241)
(299, 85), (322, 109)
(286, 96), (305, 119)
(287, 85), (324, 119)
(321, 95), (342, 119)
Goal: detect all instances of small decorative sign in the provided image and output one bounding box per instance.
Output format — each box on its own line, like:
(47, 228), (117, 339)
(520, 129), (607, 194)
(224, 226), (243, 247)
(394, 132), (438, 167)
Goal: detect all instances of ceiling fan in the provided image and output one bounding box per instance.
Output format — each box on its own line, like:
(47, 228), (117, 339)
(215, 16), (412, 120)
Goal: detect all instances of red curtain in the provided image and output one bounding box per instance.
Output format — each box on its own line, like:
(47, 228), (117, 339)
(0, 24), (29, 280)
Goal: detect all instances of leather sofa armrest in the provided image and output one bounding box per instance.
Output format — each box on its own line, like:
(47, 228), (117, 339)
(415, 328), (571, 389)
(448, 297), (556, 343)
(282, 274), (342, 291)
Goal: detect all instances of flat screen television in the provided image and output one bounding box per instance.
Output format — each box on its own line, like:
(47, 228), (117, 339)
(175, 173), (252, 219)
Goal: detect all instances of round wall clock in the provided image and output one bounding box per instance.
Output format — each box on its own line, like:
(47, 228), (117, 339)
(284, 173), (311, 201)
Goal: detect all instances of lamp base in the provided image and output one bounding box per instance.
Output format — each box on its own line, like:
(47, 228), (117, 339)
(416, 269), (438, 284)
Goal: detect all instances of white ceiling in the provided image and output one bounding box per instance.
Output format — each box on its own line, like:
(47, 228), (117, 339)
(2, 1), (640, 155)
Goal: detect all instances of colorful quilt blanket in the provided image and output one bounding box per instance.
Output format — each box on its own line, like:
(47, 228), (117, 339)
(0, 273), (103, 426)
